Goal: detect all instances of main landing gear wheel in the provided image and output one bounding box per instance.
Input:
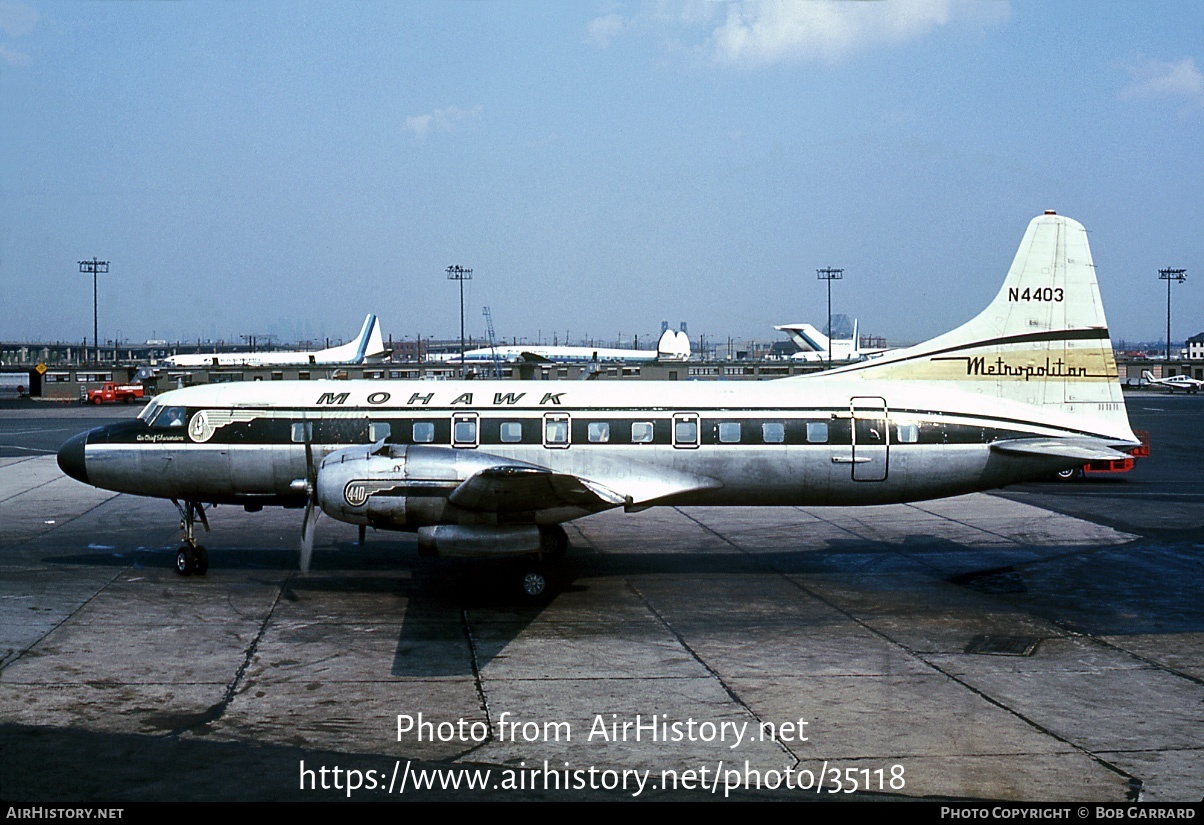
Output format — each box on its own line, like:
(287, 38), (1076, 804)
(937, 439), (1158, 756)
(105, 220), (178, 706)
(1055, 467), (1083, 482)
(519, 565), (549, 599)
(539, 524), (569, 560)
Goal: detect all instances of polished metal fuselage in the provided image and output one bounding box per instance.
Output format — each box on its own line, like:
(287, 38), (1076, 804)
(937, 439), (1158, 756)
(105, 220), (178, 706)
(66, 377), (1090, 529)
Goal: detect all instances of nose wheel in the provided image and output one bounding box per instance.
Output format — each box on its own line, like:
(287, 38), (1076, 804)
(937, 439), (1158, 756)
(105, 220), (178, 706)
(172, 499), (211, 576)
(175, 544), (209, 576)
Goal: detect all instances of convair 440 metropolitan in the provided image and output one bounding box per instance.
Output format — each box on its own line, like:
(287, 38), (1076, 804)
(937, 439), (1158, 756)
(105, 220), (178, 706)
(58, 213), (1139, 596)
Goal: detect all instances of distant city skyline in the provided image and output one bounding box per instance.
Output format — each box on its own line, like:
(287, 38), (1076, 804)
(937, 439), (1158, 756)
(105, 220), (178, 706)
(1, 2), (1200, 348)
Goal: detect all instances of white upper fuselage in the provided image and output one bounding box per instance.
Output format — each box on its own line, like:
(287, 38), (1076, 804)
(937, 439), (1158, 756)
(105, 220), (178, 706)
(440, 345), (665, 364)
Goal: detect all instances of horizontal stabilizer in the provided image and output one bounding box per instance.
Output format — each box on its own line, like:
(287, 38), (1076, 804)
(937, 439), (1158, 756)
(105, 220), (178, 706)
(989, 437), (1136, 463)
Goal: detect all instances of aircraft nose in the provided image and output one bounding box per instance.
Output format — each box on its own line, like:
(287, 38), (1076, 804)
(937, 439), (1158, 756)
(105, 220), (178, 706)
(57, 430), (89, 484)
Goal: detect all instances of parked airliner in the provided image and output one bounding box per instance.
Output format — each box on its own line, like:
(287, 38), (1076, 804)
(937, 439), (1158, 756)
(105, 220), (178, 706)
(58, 213), (1139, 596)
(159, 314), (388, 368)
(774, 320), (891, 363)
(440, 327), (691, 365)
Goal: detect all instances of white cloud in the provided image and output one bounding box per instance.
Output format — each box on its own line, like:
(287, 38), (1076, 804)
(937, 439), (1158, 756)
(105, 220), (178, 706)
(0, 0), (38, 38)
(0, 43), (27, 66)
(404, 104), (483, 139)
(1122, 56), (1204, 106)
(709, 0), (956, 67)
(0, 0), (36, 67)
(588, 13), (624, 48)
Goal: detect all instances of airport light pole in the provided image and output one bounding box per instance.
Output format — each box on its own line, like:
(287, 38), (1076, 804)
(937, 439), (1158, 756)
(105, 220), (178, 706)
(1159, 268), (1187, 367)
(79, 258), (109, 364)
(816, 267), (843, 371)
(446, 265), (473, 378)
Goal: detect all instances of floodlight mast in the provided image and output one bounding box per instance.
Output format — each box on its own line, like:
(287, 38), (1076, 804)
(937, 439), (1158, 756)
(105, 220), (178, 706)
(816, 267), (844, 371)
(1159, 268), (1186, 365)
(446, 265), (473, 378)
(79, 258), (109, 363)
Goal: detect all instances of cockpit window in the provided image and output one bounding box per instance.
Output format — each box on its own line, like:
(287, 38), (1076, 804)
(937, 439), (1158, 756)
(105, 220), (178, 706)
(137, 401), (160, 423)
(151, 406), (186, 429)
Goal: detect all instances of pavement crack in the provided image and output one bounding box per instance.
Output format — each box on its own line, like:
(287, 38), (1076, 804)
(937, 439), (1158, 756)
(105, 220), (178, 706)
(625, 575), (799, 766)
(452, 606), (496, 761)
(168, 579), (284, 737)
(674, 506), (1145, 794)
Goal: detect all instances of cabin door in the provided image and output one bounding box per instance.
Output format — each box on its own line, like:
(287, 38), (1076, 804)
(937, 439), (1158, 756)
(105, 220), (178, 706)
(850, 396), (889, 481)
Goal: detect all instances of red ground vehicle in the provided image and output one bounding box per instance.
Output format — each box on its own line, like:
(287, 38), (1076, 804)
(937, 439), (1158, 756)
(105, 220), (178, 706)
(1055, 429), (1150, 481)
(83, 382), (145, 405)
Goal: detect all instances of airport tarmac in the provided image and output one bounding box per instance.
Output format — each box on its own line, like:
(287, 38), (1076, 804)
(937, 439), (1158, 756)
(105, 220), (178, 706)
(0, 394), (1201, 802)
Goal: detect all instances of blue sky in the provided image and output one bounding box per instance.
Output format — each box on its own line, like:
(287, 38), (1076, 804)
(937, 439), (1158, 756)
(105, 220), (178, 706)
(1, 1), (1201, 351)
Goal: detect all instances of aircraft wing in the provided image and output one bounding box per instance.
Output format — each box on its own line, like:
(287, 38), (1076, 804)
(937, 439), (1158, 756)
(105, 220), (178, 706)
(449, 460), (721, 513)
(449, 466), (625, 512)
(989, 437), (1138, 462)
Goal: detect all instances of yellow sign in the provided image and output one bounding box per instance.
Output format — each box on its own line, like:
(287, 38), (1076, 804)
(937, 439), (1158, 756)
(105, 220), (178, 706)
(35, 363), (47, 375)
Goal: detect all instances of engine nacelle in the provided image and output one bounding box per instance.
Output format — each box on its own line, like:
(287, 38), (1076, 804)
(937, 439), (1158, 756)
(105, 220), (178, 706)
(315, 443), (536, 530)
(416, 525), (542, 558)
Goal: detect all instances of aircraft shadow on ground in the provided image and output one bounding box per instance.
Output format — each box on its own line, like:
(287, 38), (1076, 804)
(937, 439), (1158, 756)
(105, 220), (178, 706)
(39, 532), (1204, 677)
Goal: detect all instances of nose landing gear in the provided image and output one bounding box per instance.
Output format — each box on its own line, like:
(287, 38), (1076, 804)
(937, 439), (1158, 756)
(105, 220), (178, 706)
(172, 499), (210, 576)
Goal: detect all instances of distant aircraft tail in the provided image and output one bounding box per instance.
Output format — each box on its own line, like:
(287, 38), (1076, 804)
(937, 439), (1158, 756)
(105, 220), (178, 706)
(814, 212), (1136, 442)
(775, 323), (830, 353)
(318, 314), (388, 364)
(1141, 370), (1156, 384)
(656, 326), (691, 361)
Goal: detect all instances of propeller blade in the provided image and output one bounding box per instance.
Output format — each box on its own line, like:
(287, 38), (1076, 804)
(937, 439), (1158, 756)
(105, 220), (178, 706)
(299, 498), (319, 573)
(298, 422), (319, 573)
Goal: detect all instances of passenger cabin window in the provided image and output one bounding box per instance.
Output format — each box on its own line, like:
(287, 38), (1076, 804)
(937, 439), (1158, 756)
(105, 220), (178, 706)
(718, 422), (741, 444)
(631, 421), (654, 444)
(896, 423), (919, 444)
(588, 422), (610, 443)
(500, 422), (523, 443)
(806, 422), (829, 444)
(291, 422), (310, 443)
(762, 422), (785, 444)
(412, 422), (435, 443)
(855, 419), (886, 444)
(673, 415), (699, 448)
(369, 422), (390, 443)
(544, 415), (570, 448)
(453, 416), (478, 448)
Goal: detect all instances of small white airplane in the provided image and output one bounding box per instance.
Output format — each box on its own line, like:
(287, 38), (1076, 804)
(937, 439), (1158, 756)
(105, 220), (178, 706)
(160, 315), (389, 368)
(774, 320), (891, 364)
(441, 328), (691, 365)
(59, 212), (1139, 597)
(1141, 370), (1203, 394)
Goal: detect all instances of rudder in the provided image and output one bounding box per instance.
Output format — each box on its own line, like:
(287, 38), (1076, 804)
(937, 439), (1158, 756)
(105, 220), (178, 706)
(814, 212), (1133, 440)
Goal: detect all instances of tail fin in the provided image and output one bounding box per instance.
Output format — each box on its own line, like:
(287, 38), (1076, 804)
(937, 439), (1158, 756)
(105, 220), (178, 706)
(775, 323), (830, 352)
(820, 212), (1134, 440)
(656, 329), (692, 361)
(316, 314), (388, 364)
(359, 314), (387, 362)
